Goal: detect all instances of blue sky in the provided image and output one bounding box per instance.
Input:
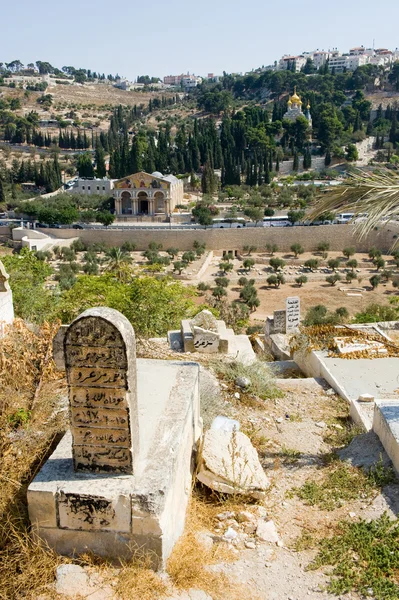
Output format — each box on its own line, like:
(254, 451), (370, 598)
(1, 0), (399, 80)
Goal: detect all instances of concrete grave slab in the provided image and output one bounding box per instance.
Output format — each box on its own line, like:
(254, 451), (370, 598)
(373, 401), (399, 475)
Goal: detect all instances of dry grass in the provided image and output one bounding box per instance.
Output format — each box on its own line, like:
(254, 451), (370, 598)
(167, 495), (260, 600)
(0, 320), (67, 599)
(117, 554), (168, 600)
(0, 517), (60, 600)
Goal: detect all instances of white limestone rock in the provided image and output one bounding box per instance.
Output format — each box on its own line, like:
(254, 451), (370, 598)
(197, 429), (270, 499)
(55, 564), (115, 600)
(256, 520), (280, 544)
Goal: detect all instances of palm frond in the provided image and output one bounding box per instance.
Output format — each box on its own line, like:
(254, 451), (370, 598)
(309, 168), (399, 240)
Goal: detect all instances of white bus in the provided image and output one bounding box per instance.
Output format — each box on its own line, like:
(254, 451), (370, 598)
(262, 215), (292, 227)
(212, 218), (247, 228)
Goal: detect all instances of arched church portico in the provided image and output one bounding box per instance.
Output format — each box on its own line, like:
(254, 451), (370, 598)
(113, 171), (183, 220)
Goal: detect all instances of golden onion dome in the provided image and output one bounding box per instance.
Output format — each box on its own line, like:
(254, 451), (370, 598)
(290, 86), (302, 104)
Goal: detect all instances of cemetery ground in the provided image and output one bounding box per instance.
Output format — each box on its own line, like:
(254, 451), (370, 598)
(1, 321), (399, 599)
(196, 249), (399, 321)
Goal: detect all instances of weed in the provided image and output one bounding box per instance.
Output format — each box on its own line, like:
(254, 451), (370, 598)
(289, 413), (303, 422)
(292, 462), (376, 510)
(294, 531), (316, 551)
(7, 408), (31, 428)
(323, 422), (364, 448)
(309, 513), (399, 599)
(281, 446), (302, 464)
(213, 360), (282, 401)
(242, 423), (269, 453)
(368, 455), (396, 487)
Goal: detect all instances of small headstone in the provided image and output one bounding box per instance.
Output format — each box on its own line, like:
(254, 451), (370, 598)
(64, 307), (139, 474)
(192, 326), (220, 353)
(286, 296), (300, 332)
(264, 316), (274, 337)
(273, 310), (286, 334)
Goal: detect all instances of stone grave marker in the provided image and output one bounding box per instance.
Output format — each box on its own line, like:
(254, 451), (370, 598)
(286, 296), (300, 332)
(192, 326), (220, 353)
(273, 309), (286, 334)
(64, 307), (139, 474)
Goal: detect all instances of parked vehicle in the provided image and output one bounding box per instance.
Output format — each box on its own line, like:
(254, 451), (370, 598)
(262, 216), (292, 227)
(335, 213), (355, 224)
(212, 218), (247, 228)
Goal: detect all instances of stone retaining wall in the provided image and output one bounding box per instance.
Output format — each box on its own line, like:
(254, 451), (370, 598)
(40, 223), (399, 253)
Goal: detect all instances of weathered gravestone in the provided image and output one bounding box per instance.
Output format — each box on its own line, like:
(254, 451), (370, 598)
(286, 296), (300, 332)
(273, 309), (286, 334)
(28, 307), (202, 565)
(64, 308), (139, 474)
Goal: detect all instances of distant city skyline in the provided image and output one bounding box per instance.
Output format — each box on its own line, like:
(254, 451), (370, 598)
(2, 0), (399, 81)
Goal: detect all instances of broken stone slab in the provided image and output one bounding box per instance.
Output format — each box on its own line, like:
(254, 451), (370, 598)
(197, 429), (269, 499)
(191, 309), (218, 333)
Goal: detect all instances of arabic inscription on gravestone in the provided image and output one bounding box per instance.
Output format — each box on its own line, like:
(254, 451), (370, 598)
(64, 308), (138, 474)
(286, 296), (300, 332)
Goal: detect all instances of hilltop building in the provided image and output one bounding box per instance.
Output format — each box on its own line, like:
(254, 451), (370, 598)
(163, 73), (202, 89)
(113, 171), (184, 218)
(283, 89), (312, 127)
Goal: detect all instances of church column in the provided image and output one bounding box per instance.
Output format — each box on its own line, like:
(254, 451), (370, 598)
(115, 197), (121, 215)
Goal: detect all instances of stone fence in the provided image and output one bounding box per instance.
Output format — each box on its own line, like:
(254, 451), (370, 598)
(38, 223), (399, 254)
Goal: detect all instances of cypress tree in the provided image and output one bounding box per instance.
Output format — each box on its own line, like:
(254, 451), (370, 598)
(264, 155), (270, 184)
(293, 151), (299, 171)
(0, 179), (4, 204)
(275, 155), (280, 172)
(95, 144), (106, 178)
(325, 148), (331, 166)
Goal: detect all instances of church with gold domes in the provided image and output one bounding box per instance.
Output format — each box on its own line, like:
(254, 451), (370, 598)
(283, 88), (312, 127)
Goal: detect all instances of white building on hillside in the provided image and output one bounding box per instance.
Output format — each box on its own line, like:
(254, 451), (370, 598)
(67, 178), (114, 196)
(277, 55), (306, 72)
